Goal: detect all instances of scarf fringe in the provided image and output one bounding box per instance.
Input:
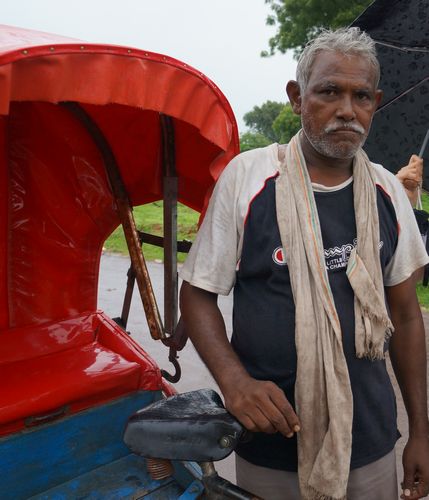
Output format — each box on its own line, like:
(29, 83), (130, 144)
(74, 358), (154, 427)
(358, 308), (394, 360)
(304, 485), (347, 500)
(357, 328), (393, 360)
(360, 306), (393, 332)
(359, 349), (385, 361)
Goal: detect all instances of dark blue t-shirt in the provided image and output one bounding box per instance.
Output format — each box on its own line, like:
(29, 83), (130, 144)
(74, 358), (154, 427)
(232, 178), (399, 471)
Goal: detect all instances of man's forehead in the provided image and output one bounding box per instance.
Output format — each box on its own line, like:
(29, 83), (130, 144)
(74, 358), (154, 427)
(308, 50), (377, 87)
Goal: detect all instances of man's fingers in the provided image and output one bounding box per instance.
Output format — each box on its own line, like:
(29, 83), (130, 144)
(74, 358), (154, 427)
(400, 470), (427, 499)
(257, 400), (294, 437)
(267, 388), (300, 436)
(402, 466), (415, 498)
(250, 384), (297, 436)
(405, 171), (421, 181)
(224, 379), (300, 438)
(401, 482), (428, 500)
(238, 408), (277, 434)
(416, 480), (429, 499)
(410, 153), (423, 162)
(257, 381), (300, 435)
(409, 155), (424, 173)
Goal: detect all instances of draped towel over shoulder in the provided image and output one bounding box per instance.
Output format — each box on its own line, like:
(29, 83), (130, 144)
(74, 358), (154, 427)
(275, 132), (393, 499)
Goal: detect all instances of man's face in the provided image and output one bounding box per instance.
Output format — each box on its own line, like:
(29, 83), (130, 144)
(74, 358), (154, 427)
(298, 50), (382, 159)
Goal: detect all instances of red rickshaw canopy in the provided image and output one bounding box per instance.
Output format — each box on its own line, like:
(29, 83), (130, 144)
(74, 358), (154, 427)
(0, 25), (239, 330)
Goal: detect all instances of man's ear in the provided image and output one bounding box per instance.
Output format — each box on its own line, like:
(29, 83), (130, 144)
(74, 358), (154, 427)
(286, 80), (302, 115)
(374, 89), (383, 109)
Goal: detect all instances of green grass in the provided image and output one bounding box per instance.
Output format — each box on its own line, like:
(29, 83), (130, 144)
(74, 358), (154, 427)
(421, 191), (429, 212)
(416, 192), (429, 308)
(416, 283), (429, 310)
(104, 202), (199, 263)
(105, 195), (429, 307)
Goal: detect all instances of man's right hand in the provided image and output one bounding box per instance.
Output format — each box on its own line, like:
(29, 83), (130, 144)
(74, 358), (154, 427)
(222, 375), (301, 438)
(180, 282), (300, 438)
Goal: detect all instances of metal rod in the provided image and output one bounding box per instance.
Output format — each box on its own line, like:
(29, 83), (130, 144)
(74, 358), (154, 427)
(120, 266), (136, 329)
(137, 231), (192, 253)
(419, 128), (429, 158)
(61, 101), (165, 340)
(376, 77), (429, 114)
(200, 462), (262, 500)
(160, 114), (178, 337)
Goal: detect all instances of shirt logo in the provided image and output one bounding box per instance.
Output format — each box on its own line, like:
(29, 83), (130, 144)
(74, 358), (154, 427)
(273, 240), (383, 269)
(324, 238), (383, 270)
(324, 239), (357, 270)
(272, 246), (287, 265)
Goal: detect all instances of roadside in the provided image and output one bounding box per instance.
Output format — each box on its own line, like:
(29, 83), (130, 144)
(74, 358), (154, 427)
(98, 253), (234, 481)
(103, 200), (429, 308)
(390, 313), (429, 490)
(98, 253), (429, 489)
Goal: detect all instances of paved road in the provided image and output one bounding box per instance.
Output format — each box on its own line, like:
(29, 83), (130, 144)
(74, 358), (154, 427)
(98, 253), (429, 490)
(98, 254), (235, 480)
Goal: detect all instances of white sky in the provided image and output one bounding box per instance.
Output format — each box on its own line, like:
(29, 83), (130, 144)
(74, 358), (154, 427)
(2, 0), (297, 132)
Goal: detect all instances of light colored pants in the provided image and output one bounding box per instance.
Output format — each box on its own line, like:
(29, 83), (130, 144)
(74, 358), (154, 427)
(236, 449), (398, 500)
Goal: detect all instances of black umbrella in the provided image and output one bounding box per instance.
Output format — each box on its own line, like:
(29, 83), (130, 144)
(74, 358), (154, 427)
(351, 0), (429, 188)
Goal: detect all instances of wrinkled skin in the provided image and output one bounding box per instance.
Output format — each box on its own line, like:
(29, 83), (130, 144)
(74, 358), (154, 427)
(286, 50), (382, 185)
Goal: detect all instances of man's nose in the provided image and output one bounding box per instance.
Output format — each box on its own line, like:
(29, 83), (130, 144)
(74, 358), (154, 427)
(336, 95), (356, 121)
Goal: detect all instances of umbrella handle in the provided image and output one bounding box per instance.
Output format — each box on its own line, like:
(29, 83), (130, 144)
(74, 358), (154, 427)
(417, 129), (429, 203)
(418, 129), (429, 158)
(416, 186), (423, 210)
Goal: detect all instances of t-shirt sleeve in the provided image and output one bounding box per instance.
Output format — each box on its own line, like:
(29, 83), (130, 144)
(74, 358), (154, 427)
(384, 175), (429, 286)
(179, 158), (242, 295)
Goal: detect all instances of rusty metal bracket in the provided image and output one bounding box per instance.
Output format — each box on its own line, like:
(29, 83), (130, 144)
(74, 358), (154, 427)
(61, 101), (165, 341)
(61, 103), (191, 382)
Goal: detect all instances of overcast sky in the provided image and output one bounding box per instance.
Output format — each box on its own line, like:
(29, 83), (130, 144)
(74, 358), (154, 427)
(2, 0), (297, 132)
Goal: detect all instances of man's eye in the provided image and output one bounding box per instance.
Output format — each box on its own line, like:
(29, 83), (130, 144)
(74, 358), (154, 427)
(323, 89), (336, 96)
(356, 92), (370, 100)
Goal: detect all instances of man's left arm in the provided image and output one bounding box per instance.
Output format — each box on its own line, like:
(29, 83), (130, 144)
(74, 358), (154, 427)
(387, 272), (429, 499)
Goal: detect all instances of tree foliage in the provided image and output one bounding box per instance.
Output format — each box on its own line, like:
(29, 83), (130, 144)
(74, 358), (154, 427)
(272, 104), (301, 144)
(243, 100), (286, 142)
(262, 0), (372, 58)
(240, 101), (301, 151)
(240, 131), (272, 152)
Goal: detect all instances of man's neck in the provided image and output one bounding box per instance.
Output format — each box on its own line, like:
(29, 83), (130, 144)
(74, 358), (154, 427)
(306, 162), (353, 186)
(300, 134), (354, 187)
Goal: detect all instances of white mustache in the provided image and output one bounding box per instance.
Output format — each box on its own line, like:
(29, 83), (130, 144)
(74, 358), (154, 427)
(325, 122), (365, 134)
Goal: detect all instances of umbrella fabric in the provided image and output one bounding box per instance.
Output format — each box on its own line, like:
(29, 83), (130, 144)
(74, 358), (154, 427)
(352, 0), (429, 188)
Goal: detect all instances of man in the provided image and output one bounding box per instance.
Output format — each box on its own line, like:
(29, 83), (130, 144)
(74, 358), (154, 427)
(180, 28), (429, 500)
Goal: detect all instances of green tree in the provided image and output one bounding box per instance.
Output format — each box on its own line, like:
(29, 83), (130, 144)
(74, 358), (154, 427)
(240, 131), (271, 152)
(272, 103), (301, 143)
(263, 0), (372, 58)
(241, 101), (302, 151)
(243, 100), (286, 142)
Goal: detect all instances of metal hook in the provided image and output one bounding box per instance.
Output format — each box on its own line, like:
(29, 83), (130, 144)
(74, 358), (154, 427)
(161, 348), (182, 383)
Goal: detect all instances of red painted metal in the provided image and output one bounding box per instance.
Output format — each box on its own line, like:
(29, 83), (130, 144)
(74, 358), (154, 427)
(0, 25), (239, 437)
(0, 24), (239, 328)
(0, 311), (162, 436)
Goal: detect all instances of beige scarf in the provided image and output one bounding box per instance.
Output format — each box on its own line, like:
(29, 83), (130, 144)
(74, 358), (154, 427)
(275, 132), (393, 500)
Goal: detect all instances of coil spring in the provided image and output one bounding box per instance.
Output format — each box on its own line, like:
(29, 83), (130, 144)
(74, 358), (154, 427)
(146, 458), (174, 480)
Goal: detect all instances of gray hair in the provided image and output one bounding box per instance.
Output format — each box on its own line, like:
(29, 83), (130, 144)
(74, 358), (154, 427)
(296, 27), (380, 91)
